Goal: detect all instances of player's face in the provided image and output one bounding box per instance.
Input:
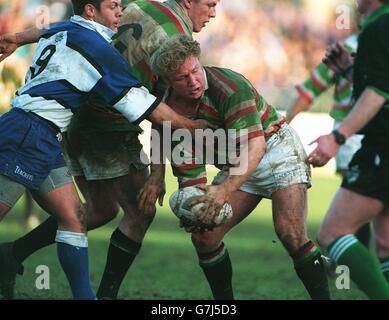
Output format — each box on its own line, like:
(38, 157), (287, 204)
(355, 0), (374, 14)
(168, 56), (205, 100)
(188, 0), (219, 33)
(94, 0), (123, 32)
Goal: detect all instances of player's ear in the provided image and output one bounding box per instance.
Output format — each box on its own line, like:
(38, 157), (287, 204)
(83, 3), (97, 19)
(182, 0), (193, 11)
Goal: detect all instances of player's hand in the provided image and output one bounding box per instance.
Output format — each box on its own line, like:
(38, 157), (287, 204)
(0, 33), (19, 63)
(193, 119), (219, 130)
(179, 216), (214, 233)
(190, 184), (229, 226)
(322, 42), (353, 74)
(308, 134), (340, 167)
(137, 175), (165, 215)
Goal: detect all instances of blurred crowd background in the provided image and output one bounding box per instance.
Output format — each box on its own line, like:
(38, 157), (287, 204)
(1, 0), (357, 114)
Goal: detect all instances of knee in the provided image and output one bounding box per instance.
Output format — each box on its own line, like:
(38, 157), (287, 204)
(191, 232), (221, 253)
(57, 204), (86, 232)
(274, 223), (307, 253)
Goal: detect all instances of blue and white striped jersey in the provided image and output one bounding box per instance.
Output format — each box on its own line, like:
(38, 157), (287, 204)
(12, 15), (159, 132)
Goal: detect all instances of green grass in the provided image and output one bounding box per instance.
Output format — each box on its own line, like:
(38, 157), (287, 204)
(0, 168), (368, 300)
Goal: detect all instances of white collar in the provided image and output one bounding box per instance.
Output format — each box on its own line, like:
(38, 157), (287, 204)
(70, 15), (115, 43)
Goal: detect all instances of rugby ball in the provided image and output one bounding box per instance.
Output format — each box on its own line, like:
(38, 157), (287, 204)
(169, 186), (233, 228)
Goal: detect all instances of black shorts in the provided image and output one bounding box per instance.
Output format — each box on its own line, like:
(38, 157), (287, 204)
(341, 141), (389, 203)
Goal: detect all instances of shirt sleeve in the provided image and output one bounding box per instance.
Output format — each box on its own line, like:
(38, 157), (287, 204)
(364, 25), (389, 99)
(296, 63), (335, 102)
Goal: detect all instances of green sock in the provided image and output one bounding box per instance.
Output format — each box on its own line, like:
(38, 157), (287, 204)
(198, 242), (234, 300)
(329, 234), (389, 300)
(355, 223), (371, 249)
(292, 241), (330, 300)
(379, 257), (389, 283)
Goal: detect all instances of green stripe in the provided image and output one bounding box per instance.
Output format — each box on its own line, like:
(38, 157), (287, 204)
(367, 85), (389, 100)
(137, 1), (183, 36)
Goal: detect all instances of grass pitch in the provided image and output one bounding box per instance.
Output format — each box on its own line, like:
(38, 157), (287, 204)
(0, 168), (368, 300)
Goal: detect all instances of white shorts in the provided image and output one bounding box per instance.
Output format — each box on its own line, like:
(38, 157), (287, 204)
(333, 121), (363, 172)
(212, 124), (311, 199)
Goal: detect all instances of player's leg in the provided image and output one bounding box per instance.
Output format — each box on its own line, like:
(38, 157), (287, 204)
(272, 183), (330, 300)
(334, 128), (370, 248)
(23, 191), (40, 229)
(38, 182), (95, 299)
(317, 188), (389, 299)
(373, 206), (389, 283)
(97, 165), (154, 299)
(0, 175), (28, 299)
(74, 176), (119, 229)
(191, 190), (262, 300)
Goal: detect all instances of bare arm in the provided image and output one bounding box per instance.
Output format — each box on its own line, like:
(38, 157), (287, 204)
(137, 124), (166, 214)
(148, 101), (212, 134)
(286, 95), (311, 124)
(308, 88), (386, 167)
(0, 28), (43, 62)
(191, 136), (266, 223)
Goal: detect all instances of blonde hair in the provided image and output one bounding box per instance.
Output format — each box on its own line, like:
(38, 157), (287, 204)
(150, 34), (201, 79)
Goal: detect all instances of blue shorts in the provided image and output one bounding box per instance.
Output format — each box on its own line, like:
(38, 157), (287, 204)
(0, 108), (65, 190)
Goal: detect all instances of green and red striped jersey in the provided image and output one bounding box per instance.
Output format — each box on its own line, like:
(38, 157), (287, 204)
(82, 0), (193, 132)
(115, 0), (193, 93)
(296, 34), (358, 121)
(170, 66), (285, 188)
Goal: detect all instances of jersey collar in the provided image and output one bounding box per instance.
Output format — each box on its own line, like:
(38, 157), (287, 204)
(70, 15), (116, 43)
(165, 0), (194, 33)
(361, 5), (389, 31)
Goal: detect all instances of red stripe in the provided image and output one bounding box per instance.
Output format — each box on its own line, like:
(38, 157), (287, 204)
(139, 59), (157, 83)
(333, 104), (352, 111)
(148, 0), (184, 33)
(207, 67), (239, 92)
(296, 85), (313, 103)
(260, 103), (270, 123)
(295, 242), (315, 259)
(236, 130), (263, 144)
(264, 118), (286, 139)
(225, 105), (257, 126)
(200, 103), (220, 117)
(311, 74), (327, 91)
(180, 177), (207, 188)
(335, 81), (351, 94)
(175, 163), (199, 171)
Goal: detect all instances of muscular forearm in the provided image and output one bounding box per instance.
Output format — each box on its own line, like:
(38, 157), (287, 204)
(337, 88), (386, 138)
(16, 28), (44, 45)
(148, 102), (201, 132)
(286, 95), (311, 123)
(222, 136), (266, 195)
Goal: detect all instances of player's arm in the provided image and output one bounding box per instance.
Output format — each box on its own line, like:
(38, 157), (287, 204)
(323, 42), (354, 82)
(287, 64), (335, 123)
(0, 28), (43, 62)
(148, 101), (212, 133)
(308, 88), (386, 167)
(192, 136), (266, 223)
(286, 95), (311, 123)
(137, 124), (166, 215)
